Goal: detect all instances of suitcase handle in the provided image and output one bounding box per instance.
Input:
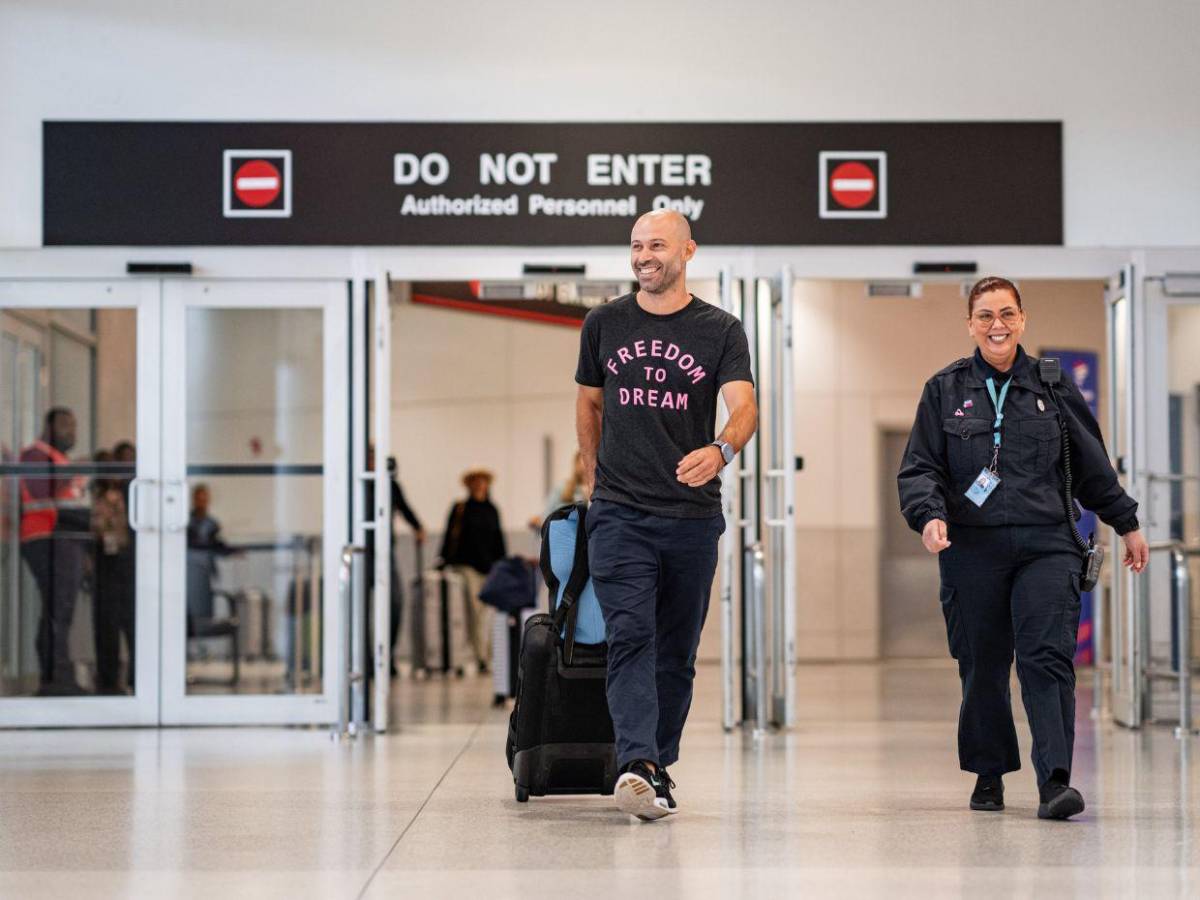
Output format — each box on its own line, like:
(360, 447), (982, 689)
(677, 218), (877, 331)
(544, 502), (592, 666)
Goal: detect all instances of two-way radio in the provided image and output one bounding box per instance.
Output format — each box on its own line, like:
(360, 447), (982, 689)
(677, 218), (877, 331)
(1038, 357), (1105, 592)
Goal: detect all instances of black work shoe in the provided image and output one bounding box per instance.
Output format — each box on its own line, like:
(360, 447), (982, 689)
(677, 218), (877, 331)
(657, 767), (678, 814)
(970, 774), (1005, 811)
(1038, 777), (1085, 820)
(614, 761), (671, 821)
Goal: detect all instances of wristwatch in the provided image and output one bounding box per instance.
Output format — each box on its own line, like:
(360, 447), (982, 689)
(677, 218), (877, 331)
(711, 440), (735, 466)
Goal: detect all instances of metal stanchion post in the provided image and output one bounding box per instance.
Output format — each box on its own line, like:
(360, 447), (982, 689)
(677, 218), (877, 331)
(1173, 548), (1197, 738)
(752, 543), (768, 738)
(308, 535), (321, 686)
(293, 537), (305, 693)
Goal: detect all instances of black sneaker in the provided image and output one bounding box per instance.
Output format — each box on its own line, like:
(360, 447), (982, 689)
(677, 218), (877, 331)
(657, 767), (678, 814)
(614, 761), (672, 821)
(970, 774), (1005, 811)
(1038, 776), (1085, 820)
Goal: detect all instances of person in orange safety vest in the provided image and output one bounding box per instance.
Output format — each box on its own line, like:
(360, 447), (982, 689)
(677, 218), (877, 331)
(19, 407), (90, 695)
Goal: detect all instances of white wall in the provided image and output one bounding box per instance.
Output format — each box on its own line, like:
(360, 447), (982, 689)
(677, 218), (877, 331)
(2, 1), (1200, 249)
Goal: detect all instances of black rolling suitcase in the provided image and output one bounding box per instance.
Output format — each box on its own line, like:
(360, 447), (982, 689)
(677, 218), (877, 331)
(506, 503), (616, 802)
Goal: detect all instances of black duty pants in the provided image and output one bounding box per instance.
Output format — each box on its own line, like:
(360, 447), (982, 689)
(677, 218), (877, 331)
(938, 523), (1082, 786)
(21, 537), (85, 687)
(587, 499), (724, 769)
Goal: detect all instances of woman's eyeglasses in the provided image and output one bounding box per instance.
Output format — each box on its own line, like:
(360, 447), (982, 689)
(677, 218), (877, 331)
(971, 308), (1022, 327)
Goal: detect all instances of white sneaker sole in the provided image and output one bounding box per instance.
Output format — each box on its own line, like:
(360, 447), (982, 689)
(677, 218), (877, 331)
(614, 772), (671, 821)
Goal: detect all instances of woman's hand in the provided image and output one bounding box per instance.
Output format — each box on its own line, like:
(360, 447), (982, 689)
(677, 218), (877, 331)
(1122, 529), (1149, 574)
(922, 518), (952, 554)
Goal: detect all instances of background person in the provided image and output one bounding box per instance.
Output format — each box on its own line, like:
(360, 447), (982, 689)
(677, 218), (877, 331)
(186, 483), (239, 623)
(91, 446), (135, 694)
(19, 407), (90, 695)
(529, 451), (591, 532)
(438, 467), (506, 672)
(897, 275), (1150, 821)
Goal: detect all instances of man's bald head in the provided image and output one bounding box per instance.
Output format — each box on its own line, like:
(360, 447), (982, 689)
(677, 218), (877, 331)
(632, 209), (693, 244)
(629, 210), (697, 296)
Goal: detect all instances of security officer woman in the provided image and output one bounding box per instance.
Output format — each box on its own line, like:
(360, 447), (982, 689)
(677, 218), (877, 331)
(898, 276), (1149, 820)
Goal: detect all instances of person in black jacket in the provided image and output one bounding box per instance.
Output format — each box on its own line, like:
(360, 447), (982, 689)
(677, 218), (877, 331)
(438, 467), (506, 672)
(898, 276), (1149, 821)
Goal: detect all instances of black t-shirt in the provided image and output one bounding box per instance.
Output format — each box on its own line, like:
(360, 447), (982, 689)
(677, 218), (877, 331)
(575, 293), (754, 518)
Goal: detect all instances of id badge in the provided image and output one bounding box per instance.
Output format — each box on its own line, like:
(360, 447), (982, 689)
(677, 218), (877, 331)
(965, 468), (1001, 508)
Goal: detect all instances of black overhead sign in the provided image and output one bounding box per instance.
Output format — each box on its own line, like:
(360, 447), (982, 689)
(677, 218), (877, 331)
(42, 121), (1062, 246)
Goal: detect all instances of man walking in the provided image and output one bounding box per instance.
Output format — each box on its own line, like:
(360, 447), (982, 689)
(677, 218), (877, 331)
(576, 210), (757, 820)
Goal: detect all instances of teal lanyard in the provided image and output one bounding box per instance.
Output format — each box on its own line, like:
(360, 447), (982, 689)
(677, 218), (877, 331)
(985, 376), (1012, 454)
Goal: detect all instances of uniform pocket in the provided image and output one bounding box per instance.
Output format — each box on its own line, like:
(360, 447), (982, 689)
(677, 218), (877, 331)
(942, 417), (992, 479)
(939, 584), (967, 662)
(1061, 571), (1083, 656)
(1017, 415), (1060, 473)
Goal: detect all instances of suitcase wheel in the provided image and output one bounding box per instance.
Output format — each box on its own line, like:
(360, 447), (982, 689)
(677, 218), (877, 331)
(514, 784), (529, 803)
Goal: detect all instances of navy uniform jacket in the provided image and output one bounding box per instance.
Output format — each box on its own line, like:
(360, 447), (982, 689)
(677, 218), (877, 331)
(898, 346), (1139, 535)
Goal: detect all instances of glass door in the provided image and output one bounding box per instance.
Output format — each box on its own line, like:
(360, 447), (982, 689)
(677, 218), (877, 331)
(1140, 272), (1200, 726)
(0, 280), (160, 727)
(160, 280), (348, 725)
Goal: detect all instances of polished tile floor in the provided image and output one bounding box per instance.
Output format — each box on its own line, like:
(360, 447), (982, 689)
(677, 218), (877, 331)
(0, 663), (1196, 899)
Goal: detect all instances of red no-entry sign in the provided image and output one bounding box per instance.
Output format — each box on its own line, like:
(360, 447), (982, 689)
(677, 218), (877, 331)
(223, 149), (292, 218)
(828, 161), (876, 209)
(818, 151), (887, 220)
(233, 159), (282, 207)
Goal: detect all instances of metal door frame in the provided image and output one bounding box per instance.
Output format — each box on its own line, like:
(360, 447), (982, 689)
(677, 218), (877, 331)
(754, 271), (797, 730)
(718, 268), (745, 731)
(370, 272), (391, 733)
(1106, 263), (1142, 727)
(740, 276), (764, 728)
(0, 279), (161, 727)
(766, 268), (797, 728)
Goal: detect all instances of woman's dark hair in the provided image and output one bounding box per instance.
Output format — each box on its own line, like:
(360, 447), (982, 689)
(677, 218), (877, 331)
(967, 276), (1023, 316)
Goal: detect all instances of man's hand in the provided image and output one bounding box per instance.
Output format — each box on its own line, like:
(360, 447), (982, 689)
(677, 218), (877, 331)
(676, 446), (723, 488)
(1122, 529), (1149, 574)
(415, 527), (426, 546)
(922, 518), (951, 554)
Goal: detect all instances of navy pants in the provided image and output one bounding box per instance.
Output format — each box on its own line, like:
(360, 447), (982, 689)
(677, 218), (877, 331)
(938, 523), (1082, 786)
(22, 537), (85, 687)
(587, 499), (724, 769)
